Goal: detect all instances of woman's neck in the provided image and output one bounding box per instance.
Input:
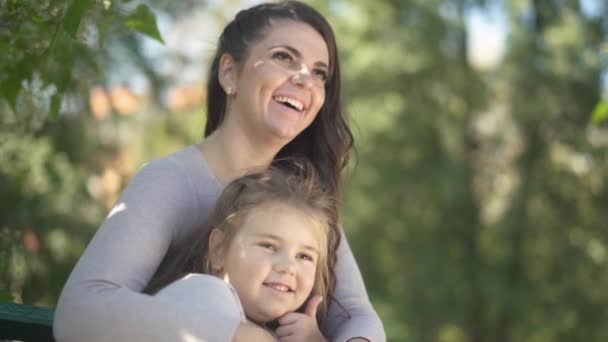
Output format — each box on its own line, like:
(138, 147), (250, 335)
(198, 123), (282, 186)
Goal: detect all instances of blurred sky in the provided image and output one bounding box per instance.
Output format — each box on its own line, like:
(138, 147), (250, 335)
(466, 1), (506, 70)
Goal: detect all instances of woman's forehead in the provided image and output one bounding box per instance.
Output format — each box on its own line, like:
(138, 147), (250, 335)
(254, 20), (330, 65)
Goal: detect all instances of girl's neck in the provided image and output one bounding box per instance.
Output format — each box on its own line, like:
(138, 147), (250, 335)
(198, 123), (282, 186)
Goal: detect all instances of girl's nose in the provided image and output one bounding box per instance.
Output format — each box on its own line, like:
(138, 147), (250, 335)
(274, 255), (296, 275)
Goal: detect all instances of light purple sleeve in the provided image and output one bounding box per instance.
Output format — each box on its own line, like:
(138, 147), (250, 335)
(323, 230), (386, 342)
(53, 158), (241, 342)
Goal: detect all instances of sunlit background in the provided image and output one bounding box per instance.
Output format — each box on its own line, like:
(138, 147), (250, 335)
(2, 0), (608, 341)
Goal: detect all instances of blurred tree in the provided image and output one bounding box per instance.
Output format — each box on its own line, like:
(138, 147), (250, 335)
(3, 1), (608, 342)
(313, 0), (608, 341)
(0, 0), (168, 305)
(489, 1), (608, 341)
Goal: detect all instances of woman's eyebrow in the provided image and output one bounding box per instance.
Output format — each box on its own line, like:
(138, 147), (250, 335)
(270, 44), (329, 70)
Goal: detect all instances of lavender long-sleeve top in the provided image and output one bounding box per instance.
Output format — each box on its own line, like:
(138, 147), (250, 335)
(53, 145), (386, 342)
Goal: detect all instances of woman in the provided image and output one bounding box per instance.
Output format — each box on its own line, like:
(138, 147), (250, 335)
(53, 1), (385, 341)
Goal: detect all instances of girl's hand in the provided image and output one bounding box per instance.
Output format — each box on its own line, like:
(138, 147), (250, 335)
(276, 296), (327, 342)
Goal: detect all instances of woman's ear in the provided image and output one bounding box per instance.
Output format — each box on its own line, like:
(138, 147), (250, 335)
(208, 228), (225, 273)
(218, 53), (237, 95)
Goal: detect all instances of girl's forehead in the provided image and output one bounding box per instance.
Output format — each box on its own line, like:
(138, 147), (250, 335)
(239, 202), (325, 242)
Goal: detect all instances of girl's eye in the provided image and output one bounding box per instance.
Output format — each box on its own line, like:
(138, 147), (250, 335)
(272, 51), (293, 63)
(297, 253), (315, 262)
(258, 242), (277, 251)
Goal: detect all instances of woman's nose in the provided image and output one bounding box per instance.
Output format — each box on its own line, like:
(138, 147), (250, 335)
(290, 66), (314, 88)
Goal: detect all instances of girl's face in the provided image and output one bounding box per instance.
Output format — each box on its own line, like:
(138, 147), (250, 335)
(224, 20), (330, 144)
(212, 202), (324, 324)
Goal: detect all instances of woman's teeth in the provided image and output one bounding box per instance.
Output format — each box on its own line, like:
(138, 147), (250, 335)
(273, 96), (304, 111)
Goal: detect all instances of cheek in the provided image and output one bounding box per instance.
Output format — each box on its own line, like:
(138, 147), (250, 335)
(297, 264), (317, 289)
(258, 64), (290, 86)
(225, 249), (267, 276)
(312, 90), (326, 114)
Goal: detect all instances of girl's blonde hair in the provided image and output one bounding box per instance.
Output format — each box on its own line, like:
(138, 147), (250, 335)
(144, 159), (338, 321)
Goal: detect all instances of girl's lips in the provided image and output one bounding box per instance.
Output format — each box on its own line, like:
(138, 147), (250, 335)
(263, 282), (294, 293)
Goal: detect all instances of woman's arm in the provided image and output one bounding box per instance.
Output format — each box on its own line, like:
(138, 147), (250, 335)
(53, 157), (241, 341)
(322, 230), (386, 342)
(154, 273), (276, 342)
(233, 322), (277, 342)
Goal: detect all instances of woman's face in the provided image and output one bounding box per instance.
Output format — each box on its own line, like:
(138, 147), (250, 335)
(215, 203), (323, 324)
(225, 20), (330, 144)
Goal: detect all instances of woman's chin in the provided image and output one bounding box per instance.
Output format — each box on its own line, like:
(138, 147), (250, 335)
(268, 125), (307, 144)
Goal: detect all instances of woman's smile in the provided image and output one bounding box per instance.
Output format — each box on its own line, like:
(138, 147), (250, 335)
(224, 20), (329, 143)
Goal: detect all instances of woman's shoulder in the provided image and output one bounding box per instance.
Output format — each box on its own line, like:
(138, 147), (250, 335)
(120, 145), (221, 219)
(140, 145), (201, 175)
(134, 145), (219, 189)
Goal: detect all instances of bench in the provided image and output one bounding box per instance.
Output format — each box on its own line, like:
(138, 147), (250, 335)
(0, 302), (55, 341)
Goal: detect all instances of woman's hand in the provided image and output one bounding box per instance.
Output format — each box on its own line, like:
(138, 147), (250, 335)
(276, 296), (327, 342)
(233, 321), (276, 342)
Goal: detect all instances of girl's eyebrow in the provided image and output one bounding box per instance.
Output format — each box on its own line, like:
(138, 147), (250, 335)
(255, 232), (319, 254)
(269, 44), (329, 71)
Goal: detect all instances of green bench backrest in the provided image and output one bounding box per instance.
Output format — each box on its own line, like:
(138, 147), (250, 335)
(0, 302), (55, 342)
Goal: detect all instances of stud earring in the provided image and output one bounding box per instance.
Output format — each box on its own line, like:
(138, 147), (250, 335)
(226, 87), (233, 95)
(212, 264), (224, 275)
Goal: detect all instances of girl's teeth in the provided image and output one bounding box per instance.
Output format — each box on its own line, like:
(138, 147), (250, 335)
(270, 284), (290, 292)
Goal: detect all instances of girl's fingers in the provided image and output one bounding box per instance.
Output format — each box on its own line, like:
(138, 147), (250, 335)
(304, 296), (323, 317)
(278, 312), (303, 325)
(275, 323), (296, 338)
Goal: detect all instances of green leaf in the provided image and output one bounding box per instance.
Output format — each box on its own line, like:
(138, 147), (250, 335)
(98, 12), (115, 47)
(591, 100), (608, 125)
(52, 37), (75, 93)
(124, 4), (164, 44)
(50, 92), (62, 119)
(62, 0), (95, 38)
(74, 41), (99, 72)
(0, 289), (13, 302)
(1, 76), (21, 111)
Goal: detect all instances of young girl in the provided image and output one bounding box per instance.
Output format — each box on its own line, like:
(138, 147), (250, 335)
(144, 161), (338, 340)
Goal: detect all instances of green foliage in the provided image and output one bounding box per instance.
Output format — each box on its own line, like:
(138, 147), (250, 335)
(63, 0), (95, 38)
(0, 0), (163, 115)
(591, 100), (608, 125)
(125, 4), (164, 44)
(0, 0), (168, 306)
(314, 0), (608, 341)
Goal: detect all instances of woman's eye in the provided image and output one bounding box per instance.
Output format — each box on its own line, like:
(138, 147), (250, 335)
(313, 69), (328, 82)
(272, 51), (293, 63)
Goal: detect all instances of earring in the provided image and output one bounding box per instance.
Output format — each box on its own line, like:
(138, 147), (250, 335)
(225, 87), (233, 95)
(212, 264), (224, 275)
